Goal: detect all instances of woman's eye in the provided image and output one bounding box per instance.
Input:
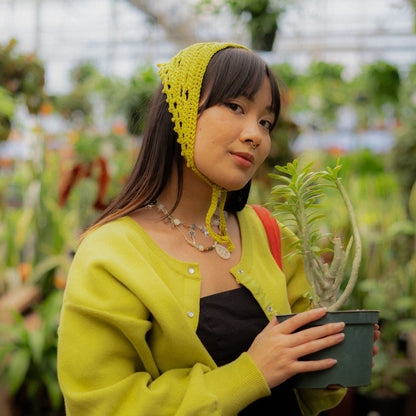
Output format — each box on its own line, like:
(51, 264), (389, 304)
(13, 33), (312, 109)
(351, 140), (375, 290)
(227, 103), (243, 113)
(260, 120), (272, 131)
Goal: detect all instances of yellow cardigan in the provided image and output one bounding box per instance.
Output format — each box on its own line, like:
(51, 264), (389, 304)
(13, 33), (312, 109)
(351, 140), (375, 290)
(57, 206), (345, 415)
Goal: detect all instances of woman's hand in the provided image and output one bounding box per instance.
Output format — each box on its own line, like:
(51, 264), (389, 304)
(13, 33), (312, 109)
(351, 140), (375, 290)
(247, 307), (345, 389)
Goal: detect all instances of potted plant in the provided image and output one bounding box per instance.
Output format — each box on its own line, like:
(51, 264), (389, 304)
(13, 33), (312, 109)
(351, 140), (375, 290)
(268, 159), (379, 388)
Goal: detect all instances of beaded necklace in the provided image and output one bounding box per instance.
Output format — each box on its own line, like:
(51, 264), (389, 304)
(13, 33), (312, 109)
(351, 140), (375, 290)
(146, 200), (231, 260)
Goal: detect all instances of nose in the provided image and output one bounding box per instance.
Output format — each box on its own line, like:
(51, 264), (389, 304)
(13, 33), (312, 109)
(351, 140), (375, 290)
(240, 119), (263, 149)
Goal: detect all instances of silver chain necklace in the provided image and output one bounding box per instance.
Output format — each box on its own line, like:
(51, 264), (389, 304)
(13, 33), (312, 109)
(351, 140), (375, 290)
(146, 200), (231, 260)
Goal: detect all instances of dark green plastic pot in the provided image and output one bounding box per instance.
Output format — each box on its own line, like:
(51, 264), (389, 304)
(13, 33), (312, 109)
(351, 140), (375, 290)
(277, 310), (379, 389)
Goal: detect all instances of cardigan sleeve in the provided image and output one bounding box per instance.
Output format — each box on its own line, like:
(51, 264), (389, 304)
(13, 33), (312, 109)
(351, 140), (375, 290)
(57, 228), (270, 416)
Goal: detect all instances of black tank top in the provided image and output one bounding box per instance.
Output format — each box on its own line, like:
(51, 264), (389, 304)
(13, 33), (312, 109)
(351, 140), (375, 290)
(196, 286), (301, 415)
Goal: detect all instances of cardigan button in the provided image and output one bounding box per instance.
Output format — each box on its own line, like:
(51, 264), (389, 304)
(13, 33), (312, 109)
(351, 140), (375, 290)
(267, 306), (273, 312)
(237, 269), (244, 274)
(188, 267), (195, 274)
(187, 311), (194, 318)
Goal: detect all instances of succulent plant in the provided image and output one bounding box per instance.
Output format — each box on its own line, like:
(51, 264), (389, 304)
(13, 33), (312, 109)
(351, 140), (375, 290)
(269, 159), (362, 311)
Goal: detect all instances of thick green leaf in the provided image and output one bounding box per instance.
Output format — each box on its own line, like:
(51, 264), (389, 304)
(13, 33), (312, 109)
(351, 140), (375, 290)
(28, 330), (45, 366)
(0, 344), (15, 366)
(7, 348), (31, 393)
(42, 372), (63, 410)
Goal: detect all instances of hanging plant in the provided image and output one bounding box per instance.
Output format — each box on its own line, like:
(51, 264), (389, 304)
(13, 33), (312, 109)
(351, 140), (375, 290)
(350, 61), (401, 129)
(197, 0), (297, 51)
(0, 39), (46, 117)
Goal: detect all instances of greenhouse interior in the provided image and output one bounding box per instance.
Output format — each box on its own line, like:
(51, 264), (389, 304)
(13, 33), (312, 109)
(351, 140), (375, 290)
(1, 0), (416, 415)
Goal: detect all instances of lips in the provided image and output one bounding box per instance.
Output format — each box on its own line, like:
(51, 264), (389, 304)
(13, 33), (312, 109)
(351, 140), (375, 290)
(231, 151), (255, 167)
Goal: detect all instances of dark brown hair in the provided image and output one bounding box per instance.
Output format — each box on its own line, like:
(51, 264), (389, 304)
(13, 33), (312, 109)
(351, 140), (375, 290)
(87, 47), (281, 232)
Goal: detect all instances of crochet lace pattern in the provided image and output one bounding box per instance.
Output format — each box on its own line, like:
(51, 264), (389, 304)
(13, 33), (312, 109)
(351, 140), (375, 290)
(158, 42), (248, 253)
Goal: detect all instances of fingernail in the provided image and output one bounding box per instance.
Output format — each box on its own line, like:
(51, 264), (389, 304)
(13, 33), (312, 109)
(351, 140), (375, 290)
(334, 322), (345, 330)
(336, 333), (345, 341)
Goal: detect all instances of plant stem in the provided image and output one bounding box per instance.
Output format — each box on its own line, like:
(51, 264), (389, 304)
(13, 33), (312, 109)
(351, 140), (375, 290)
(327, 177), (362, 311)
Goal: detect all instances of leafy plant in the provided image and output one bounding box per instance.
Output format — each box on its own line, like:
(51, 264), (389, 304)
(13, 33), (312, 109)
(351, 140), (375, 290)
(121, 66), (159, 135)
(0, 86), (15, 141)
(350, 60), (401, 129)
(269, 159), (361, 311)
(358, 268), (416, 397)
(0, 289), (64, 415)
(391, 63), (416, 209)
(0, 39), (46, 115)
(276, 61), (348, 131)
(0, 39), (46, 141)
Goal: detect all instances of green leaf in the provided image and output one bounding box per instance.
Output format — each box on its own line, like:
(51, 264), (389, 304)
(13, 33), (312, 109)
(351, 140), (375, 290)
(42, 372), (63, 410)
(0, 344), (15, 366)
(393, 297), (415, 314)
(390, 379), (410, 395)
(28, 330), (45, 366)
(396, 318), (416, 333)
(7, 348), (31, 393)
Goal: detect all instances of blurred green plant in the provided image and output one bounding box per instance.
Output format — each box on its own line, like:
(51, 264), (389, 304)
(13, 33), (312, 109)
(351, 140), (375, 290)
(52, 62), (159, 136)
(358, 268), (416, 397)
(0, 39), (46, 141)
(122, 66), (159, 135)
(0, 39), (46, 113)
(197, 0), (298, 51)
(271, 62), (298, 89)
(0, 86), (15, 141)
(350, 60), (401, 130)
(0, 289), (65, 415)
(391, 64), (416, 209)
(273, 61), (348, 131)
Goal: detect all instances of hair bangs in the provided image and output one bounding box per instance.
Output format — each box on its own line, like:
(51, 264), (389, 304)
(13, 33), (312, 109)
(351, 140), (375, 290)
(199, 47), (281, 126)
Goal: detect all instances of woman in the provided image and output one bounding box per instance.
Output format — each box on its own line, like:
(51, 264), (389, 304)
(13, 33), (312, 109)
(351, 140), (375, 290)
(57, 42), (373, 415)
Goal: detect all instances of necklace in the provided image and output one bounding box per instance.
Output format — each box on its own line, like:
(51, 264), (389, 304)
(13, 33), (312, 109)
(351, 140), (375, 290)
(146, 200), (231, 260)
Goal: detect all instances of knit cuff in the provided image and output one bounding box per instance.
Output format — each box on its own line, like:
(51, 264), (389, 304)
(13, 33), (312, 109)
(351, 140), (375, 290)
(205, 352), (271, 416)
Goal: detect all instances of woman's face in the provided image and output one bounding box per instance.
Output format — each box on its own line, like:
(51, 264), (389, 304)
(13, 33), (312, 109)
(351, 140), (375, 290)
(193, 76), (274, 191)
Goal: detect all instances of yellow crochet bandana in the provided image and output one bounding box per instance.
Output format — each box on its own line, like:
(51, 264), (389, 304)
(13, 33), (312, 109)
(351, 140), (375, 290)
(158, 42), (249, 254)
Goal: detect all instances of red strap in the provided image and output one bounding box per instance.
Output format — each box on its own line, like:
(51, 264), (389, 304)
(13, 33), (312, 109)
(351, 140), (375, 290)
(251, 205), (282, 271)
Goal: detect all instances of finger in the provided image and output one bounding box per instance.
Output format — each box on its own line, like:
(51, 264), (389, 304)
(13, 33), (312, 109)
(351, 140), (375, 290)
(374, 326), (381, 343)
(293, 357), (338, 374)
(265, 315), (279, 329)
(289, 322), (345, 348)
(292, 332), (345, 358)
(276, 307), (328, 334)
